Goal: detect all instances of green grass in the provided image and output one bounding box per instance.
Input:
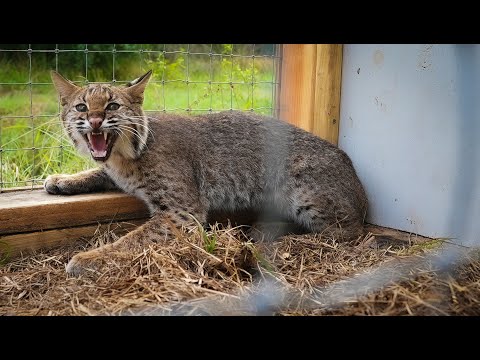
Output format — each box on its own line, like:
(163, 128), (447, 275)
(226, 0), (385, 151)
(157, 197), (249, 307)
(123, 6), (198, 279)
(188, 214), (218, 254)
(0, 240), (12, 265)
(203, 232), (218, 254)
(0, 53), (276, 188)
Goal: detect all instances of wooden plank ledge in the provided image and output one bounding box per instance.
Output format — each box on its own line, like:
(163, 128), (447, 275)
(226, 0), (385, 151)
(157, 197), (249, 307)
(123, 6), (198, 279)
(0, 189), (150, 235)
(1, 219), (148, 257)
(0, 189), (150, 256)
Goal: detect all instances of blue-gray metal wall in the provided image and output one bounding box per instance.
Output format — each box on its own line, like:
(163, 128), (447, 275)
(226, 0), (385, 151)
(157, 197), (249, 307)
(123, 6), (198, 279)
(339, 44), (480, 245)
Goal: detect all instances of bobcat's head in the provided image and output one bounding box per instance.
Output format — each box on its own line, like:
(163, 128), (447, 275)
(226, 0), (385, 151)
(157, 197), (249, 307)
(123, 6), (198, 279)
(51, 70), (152, 162)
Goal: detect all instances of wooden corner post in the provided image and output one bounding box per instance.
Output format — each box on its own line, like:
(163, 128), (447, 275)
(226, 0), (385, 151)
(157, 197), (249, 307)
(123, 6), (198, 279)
(278, 44), (343, 145)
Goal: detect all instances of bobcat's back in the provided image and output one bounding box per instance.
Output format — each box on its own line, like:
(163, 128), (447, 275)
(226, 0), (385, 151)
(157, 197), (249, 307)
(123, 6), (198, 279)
(126, 111), (368, 240)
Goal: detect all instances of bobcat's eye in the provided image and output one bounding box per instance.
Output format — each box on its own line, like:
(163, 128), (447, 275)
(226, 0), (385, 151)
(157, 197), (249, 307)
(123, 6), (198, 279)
(75, 103), (88, 112)
(106, 103), (120, 111)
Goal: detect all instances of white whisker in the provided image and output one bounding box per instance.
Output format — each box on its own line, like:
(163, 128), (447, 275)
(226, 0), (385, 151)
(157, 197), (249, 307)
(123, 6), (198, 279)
(116, 125), (150, 152)
(117, 125), (145, 145)
(116, 114), (155, 141)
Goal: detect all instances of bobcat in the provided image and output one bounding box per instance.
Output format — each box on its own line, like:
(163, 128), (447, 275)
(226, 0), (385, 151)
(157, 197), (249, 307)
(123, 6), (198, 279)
(46, 70), (368, 276)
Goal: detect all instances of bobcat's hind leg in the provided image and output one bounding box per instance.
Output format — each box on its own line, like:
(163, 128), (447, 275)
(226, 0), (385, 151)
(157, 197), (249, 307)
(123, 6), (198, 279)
(66, 207), (207, 276)
(290, 195), (365, 242)
(247, 221), (308, 242)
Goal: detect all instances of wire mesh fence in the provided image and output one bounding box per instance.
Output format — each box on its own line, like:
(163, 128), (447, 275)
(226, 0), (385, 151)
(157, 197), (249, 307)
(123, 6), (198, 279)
(0, 44), (281, 190)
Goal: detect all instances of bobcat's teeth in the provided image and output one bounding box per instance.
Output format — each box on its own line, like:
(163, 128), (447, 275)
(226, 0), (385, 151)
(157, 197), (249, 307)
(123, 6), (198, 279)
(87, 133), (92, 143)
(103, 132), (108, 141)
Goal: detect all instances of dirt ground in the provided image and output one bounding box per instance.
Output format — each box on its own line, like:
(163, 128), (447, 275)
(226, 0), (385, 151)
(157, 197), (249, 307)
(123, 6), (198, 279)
(1, 222), (479, 316)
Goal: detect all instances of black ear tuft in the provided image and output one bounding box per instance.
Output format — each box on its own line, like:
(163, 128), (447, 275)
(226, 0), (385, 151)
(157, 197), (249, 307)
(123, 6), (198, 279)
(125, 70), (153, 88)
(124, 70), (153, 104)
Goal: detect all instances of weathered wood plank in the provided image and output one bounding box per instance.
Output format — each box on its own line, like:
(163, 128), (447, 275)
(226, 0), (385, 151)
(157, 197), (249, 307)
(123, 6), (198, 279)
(278, 44), (317, 132)
(0, 185), (44, 194)
(0, 190), (150, 235)
(312, 44), (343, 145)
(0, 219), (148, 257)
(278, 44), (343, 145)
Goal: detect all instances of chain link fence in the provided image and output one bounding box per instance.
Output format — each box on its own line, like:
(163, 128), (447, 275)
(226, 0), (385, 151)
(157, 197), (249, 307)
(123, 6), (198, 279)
(0, 44), (281, 190)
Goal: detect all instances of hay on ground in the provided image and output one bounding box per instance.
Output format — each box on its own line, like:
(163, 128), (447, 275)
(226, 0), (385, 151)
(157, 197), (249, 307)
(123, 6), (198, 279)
(1, 221), (479, 316)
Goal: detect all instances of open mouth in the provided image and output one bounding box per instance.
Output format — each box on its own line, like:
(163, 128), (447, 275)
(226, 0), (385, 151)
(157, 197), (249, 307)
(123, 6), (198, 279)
(84, 131), (116, 161)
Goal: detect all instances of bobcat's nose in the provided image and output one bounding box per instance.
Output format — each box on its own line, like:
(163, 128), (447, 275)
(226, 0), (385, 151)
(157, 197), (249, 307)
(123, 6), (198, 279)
(89, 117), (103, 130)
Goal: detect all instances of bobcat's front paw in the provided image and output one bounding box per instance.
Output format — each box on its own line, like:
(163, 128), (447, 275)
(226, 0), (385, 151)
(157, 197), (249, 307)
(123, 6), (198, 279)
(44, 174), (72, 195)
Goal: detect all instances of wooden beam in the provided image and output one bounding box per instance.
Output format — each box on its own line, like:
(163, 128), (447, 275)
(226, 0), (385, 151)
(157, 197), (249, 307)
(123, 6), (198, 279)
(312, 44), (343, 145)
(278, 44), (343, 145)
(278, 44), (317, 132)
(0, 189), (150, 256)
(0, 219), (148, 257)
(0, 190), (150, 235)
(0, 185), (43, 194)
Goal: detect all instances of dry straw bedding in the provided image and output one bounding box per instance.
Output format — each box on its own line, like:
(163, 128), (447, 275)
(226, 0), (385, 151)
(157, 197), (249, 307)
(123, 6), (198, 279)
(1, 222), (479, 316)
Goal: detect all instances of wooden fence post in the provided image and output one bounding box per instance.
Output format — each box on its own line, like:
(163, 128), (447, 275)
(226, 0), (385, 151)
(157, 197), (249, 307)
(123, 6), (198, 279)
(278, 44), (343, 145)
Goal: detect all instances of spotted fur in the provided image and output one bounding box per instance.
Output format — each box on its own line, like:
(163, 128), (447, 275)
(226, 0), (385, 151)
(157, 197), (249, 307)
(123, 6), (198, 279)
(45, 70), (368, 276)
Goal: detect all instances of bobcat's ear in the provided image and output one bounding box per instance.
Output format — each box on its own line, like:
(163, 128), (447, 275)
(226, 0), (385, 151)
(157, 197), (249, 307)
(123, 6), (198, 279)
(50, 71), (80, 106)
(125, 70), (152, 104)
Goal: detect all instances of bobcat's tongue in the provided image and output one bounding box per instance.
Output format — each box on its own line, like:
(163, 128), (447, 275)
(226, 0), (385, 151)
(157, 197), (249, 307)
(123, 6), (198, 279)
(90, 133), (107, 158)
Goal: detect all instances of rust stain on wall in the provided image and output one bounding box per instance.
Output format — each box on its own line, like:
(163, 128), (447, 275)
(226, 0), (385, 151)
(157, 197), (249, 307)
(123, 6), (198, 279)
(373, 50), (384, 68)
